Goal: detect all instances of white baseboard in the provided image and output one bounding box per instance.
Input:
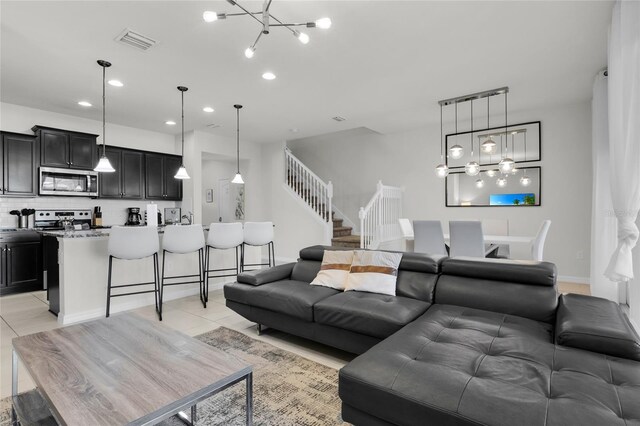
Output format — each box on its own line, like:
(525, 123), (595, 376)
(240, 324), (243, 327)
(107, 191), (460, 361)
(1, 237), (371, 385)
(557, 275), (590, 285)
(59, 281), (229, 325)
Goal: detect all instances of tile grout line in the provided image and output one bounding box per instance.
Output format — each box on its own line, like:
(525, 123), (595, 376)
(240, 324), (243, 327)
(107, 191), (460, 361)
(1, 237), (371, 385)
(0, 316), (19, 337)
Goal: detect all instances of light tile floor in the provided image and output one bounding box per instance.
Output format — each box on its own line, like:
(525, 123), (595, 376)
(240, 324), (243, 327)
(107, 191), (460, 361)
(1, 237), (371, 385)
(0, 288), (354, 399)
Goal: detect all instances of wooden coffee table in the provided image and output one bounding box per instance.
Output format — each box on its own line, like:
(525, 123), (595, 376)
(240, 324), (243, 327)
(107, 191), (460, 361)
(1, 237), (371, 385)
(11, 313), (253, 425)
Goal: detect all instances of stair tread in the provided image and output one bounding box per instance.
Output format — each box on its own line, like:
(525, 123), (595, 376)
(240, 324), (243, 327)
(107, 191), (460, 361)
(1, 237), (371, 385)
(331, 235), (361, 242)
(333, 226), (352, 232)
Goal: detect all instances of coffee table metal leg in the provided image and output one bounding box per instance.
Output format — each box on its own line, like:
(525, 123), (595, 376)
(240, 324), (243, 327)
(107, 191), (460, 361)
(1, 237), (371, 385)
(11, 349), (18, 426)
(246, 372), (253, 426)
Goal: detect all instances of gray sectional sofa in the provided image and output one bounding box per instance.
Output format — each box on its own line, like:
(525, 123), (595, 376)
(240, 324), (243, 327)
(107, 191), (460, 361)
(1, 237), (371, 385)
(223, 245), (640, 426)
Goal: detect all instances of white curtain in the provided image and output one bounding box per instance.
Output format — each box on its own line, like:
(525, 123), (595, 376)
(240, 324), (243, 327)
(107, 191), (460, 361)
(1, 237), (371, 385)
(591, 71), (619, 301)
(605, 0), (640, 282)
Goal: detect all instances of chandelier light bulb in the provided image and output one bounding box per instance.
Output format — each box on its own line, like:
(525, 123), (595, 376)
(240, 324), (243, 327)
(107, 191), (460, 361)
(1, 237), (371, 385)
(465, 161), (480, 176)
(497, 177), (507, 187)
(449, 145), (464, 159)
(520, 175), (532, 186)
(435, 163), (449, 178)
(203, 11), (218, 22)
(297, 31), (310, 44)
(475, 178), (485, 188)
(481, 138), (496, 153)
(244, 47), (255, 58)
(510, 167), (519, 175)
(498, 157), (515, 173)
(486, 169), (497, 177)
(315, 18), (332, 29)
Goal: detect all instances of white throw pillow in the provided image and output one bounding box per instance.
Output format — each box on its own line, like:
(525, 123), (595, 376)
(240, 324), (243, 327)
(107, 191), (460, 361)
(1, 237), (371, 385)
(310, 250), (354, 290)
(344, 250), (403, 296)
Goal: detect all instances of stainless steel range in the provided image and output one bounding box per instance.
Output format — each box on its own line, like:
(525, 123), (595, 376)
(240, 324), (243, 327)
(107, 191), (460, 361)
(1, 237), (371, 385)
(34, 209), (93, 230)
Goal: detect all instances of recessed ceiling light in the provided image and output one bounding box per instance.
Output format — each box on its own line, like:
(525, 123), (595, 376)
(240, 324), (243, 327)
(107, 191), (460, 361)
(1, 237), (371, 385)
(108, 79), (124, 87)
(78, 101), (92, 107)
(165, 120), (176, 125)
(262, 72), (276, 80)
(289, 128), (299, 133)
(203, 107), (214, 113)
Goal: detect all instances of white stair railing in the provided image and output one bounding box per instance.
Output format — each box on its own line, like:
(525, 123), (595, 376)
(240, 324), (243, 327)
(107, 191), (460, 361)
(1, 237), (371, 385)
(359, 181), (404, 249)
(284, 148), (333, 223)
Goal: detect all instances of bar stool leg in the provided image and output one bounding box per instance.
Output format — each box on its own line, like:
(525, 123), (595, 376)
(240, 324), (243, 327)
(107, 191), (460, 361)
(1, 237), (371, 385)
(204, 246), (210, 305)
(106, 256), (113, 318)
(240, 243), (245, 272)
(159, 251), (167, 321)
(154, 253), (161, 321)
(235, 245), (240, 275)
(199, 248), (206, 308)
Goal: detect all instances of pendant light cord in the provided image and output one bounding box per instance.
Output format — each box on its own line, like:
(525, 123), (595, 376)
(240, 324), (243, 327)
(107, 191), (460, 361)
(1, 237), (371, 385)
(236, 107), (240, 173)
(470, 100), (474, 157)
(102, 65), (106, 157)
(181, 89), (185, 163)
(504, 92), (508, 154)
(439, 104), (443, 160)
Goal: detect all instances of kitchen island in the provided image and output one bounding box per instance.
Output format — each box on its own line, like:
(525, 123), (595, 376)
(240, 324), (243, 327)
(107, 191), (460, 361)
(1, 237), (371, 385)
(43, 227), (260, 325)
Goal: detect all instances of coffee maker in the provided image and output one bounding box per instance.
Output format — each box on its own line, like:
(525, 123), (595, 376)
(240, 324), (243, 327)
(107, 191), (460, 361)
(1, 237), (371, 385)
(125, 207), (142, 226)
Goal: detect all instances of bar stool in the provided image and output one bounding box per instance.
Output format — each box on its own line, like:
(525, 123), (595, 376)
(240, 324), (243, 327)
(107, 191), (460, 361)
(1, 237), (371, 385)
(107, 226), (160, 319)
(241, 221), (275, 272)
(204, 223), (243, 303)
(160, 224), (205, 314)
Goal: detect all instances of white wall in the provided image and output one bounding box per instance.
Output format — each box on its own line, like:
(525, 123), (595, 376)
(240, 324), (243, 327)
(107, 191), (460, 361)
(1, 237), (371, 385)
(0, 102), (179, 227)
(0, 102), (176, 153)
(288, 101), (592, 281)
(261, 142), (330, 261)
(631, 219), (640, 328)
(201, 158), (236, 225)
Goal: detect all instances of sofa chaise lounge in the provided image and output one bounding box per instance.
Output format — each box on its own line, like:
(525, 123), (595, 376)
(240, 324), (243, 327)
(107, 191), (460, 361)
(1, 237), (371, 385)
(223, 245), (640, 426)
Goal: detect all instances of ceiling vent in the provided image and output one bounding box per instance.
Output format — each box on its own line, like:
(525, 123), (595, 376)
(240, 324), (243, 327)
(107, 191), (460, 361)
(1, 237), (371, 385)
(332, 116), (346, 122)
(115, 28), (157, 51)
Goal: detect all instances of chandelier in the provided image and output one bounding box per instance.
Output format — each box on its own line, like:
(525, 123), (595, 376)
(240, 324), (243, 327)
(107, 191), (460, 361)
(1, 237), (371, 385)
(203, 0), (332, 58)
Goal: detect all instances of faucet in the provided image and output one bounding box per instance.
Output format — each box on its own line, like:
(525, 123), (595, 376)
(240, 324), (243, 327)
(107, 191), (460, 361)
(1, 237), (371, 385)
(181, 211), (193, 225)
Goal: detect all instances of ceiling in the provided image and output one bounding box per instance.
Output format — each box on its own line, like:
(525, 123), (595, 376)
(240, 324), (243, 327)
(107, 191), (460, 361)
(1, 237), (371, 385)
(0, 1), (613, 144)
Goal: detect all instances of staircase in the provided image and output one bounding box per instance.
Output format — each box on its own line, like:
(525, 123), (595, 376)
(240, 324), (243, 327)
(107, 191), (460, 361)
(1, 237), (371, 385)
(331, 215), (360, 248)
(285, 148), (360, 246)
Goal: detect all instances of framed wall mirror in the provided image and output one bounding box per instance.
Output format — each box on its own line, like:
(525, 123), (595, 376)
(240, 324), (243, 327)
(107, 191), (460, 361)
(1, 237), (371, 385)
(446, 121), (541, 169)
(446, 166), (541, 207)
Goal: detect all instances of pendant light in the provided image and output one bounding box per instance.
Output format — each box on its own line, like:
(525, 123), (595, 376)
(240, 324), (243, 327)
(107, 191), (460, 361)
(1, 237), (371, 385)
(520, 131), (531, 186)
(174, 86), (191, 180)
(449, 102), (464, 160)
(486, 169), (497, 177)
(94, 60), (115, 173)
(231, 104), (245, 184)
(475, 178), (485, 188)
(481, 97), (496, 153)
(498, 91), (515, 174)
(434, 104), (449, 178)
(496, 177), (507, 187)
(465, 100), (480, 176)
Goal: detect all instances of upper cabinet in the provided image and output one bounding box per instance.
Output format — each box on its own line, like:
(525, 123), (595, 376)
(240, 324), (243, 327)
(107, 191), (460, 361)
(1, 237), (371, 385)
(0, 132), (38, 197)
(32, 126), (97, 170)
(98, 147), (144, 199)
(144, 153), (183, 201)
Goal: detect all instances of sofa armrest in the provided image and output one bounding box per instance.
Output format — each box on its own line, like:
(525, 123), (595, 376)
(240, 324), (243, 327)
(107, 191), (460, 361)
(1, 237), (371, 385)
(236, 263), (295, 286)
(555, 293), (640, 361)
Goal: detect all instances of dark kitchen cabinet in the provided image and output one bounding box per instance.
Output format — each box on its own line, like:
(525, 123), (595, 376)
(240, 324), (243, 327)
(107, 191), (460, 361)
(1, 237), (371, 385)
(99, 147), (143, 199)
(0, 231), (43, 296)
(32, 126), (97, 170)
(145, 153), (182, 201)
(0, 132), (38, 196)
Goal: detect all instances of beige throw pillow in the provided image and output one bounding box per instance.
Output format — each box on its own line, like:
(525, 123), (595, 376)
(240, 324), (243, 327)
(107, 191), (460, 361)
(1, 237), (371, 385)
(344, 250), (403, 296)
(310, 250), (354, 290)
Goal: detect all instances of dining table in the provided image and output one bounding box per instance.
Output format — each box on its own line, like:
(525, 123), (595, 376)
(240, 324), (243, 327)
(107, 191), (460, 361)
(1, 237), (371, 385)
(443, 234), (536, 245)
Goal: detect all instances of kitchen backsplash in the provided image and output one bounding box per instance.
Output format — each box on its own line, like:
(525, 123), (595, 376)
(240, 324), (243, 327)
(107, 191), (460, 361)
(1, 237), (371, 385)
(0, 197), (180, 228)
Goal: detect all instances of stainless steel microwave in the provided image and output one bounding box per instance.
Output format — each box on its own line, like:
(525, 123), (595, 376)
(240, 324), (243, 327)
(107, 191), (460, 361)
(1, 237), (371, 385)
(39, 167), (99, 197)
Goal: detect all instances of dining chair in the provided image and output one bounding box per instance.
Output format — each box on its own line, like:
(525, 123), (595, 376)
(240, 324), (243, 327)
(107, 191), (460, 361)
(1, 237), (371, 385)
(449, 221), (499, 258)
(531, 220), (552, 261)
(398, 218), (414, 252)
(413, 220), (448, 255)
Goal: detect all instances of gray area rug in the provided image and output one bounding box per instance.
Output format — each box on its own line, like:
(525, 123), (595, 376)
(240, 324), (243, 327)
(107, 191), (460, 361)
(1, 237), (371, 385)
(1, 327), (346, 425)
